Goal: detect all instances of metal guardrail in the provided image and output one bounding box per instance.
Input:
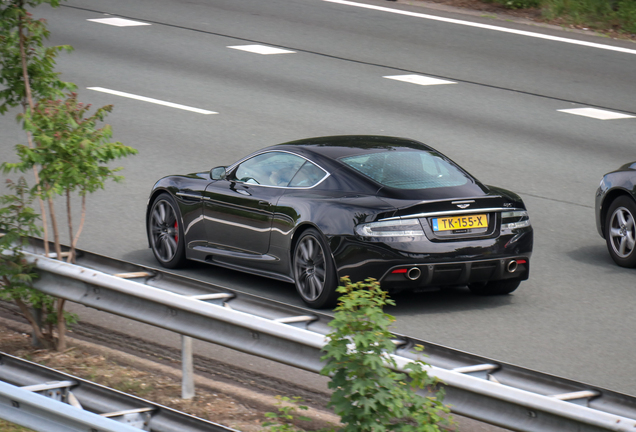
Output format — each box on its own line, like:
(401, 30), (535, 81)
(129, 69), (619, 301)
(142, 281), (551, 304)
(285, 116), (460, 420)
(0, 353), (238, 432)
(8, 241), (636, 431)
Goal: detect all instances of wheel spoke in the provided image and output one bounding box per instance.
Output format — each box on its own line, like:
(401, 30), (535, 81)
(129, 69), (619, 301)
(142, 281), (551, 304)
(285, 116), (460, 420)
(152, 207), (164, 226)
(158, 202), (167, 223)
(610, 227), (622, 239)
(156, 238), (166, 260)
(166, 210), (177, 227)
(299, 242), (310, 261)
(298, 272), (312, 298)
(296, 252), (310, 268)
(165, 234), (178, 253)
(305, 239), (315, 260)
(619, 237), (628, 255)
(309, 276), (320, 299)
(625, 233), (635, 253)
(162, 235), (174, 259)
(314, 265), (325, 281)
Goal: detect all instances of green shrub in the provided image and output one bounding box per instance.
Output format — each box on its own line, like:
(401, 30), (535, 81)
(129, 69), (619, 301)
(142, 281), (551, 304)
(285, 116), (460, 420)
(542, 0), (636, 33)
(615, 0), (636, 33)
(320, 277), (452, 432)
(262, 396), (312, 432)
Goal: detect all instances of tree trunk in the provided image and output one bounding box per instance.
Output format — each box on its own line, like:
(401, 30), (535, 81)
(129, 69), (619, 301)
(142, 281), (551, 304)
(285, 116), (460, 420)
(69, 194), (86, 264)
(47, 194), (63, 259)
(34, 171), (50, 257)
(18, 4), (34, 111)
(13, 296), (52, 349)
(18, 7), (50, 257)
(66, 189), (74, 262)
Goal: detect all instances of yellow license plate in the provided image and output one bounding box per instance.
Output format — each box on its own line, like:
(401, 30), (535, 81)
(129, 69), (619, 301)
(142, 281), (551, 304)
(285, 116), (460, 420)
(432, 214), (488, 231)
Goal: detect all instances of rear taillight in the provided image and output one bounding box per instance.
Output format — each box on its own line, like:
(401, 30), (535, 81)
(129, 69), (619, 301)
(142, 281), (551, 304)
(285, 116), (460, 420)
(501, 210), (530, 230)
(355, 219), (424, 238)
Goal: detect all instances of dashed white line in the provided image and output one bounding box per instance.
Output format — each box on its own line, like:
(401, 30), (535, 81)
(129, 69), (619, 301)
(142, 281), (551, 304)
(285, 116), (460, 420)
(384, 74), (456, 86)
(558, 108), (634, 120)
(323, 0), (636, 56)
(228, 45), (296, 55)
(87, 18), (150, 27)
(87, 87), (217, 115)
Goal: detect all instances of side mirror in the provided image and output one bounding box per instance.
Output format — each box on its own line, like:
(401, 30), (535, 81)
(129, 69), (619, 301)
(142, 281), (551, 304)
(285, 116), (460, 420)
(210, 166), (227, 180)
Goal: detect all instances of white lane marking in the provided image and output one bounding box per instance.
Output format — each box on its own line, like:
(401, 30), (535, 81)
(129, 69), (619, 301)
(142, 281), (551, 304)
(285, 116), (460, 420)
(384, 74), (456, 86)
(323, 0), (636, 55)
(558, 108), (635, 120)
(228, 45), (296, 55)
(87, 18), (151, 27)
(87, 87), (218, 115)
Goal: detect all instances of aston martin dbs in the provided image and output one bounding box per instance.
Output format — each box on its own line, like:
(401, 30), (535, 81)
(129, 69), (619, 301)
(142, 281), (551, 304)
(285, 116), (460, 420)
(146, 136), (533, 308)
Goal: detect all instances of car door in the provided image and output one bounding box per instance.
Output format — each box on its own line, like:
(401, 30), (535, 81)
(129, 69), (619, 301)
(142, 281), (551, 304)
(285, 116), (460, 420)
(203, 151), (306, 255)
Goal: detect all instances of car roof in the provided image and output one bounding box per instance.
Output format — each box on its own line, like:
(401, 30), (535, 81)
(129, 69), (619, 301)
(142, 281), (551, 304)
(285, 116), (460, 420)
(270, 135), (436, 161)
(241, 135), (489, 199)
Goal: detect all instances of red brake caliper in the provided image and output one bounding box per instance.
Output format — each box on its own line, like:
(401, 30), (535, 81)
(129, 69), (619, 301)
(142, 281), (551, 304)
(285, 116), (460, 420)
(174, 221), (178, 243)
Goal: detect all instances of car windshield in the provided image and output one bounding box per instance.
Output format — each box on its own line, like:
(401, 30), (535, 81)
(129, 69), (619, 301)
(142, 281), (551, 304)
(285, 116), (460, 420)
(339, 150), (470, 190)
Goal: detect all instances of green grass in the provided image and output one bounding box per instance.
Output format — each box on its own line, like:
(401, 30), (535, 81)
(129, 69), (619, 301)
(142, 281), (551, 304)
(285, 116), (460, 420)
(547, 0), (636, 34)
(487, 0), (636, 34)
(0, 420), (35, 431)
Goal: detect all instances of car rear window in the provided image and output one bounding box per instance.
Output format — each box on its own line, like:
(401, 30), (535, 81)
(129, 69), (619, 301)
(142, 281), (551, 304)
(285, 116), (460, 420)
(340, 150), (469, 190)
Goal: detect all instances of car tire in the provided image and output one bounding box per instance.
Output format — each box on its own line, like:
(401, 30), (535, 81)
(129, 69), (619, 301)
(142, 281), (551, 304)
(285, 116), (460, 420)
(605, 195), (636, 268)
(149, 193), (186, 269)
(293, 228), (339, 309)
(468, 279), (521, 296)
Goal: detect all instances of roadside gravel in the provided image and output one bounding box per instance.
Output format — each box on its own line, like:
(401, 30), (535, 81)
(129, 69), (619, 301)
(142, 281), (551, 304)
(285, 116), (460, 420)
(0, 312), (340, 432)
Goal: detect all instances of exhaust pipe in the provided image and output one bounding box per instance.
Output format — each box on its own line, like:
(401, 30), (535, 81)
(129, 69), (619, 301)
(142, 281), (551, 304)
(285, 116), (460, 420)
(407, 267), (421, 280)
(506, 260), (518, 273)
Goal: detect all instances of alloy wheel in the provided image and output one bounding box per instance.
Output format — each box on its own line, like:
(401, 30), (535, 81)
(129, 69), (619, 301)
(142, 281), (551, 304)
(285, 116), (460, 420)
(294, 235), (327, 302)
(151, 199), (180, 262)
(609, 206), (636, 258)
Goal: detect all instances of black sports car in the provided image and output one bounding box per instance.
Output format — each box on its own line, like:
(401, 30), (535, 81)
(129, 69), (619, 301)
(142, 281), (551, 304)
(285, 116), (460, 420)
(596, 162), (636, 267)
(146, 136), (533, 308)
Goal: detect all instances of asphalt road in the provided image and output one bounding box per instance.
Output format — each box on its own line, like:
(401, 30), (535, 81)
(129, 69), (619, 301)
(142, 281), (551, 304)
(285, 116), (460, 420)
(2, 0), (636, 400)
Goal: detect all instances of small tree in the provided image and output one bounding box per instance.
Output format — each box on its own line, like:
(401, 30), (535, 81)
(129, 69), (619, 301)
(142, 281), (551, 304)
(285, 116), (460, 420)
(321, 278), (452, 431)
(1, 1), (136, 352)
(0, 0), (74, 257)
(3, 93), (138, 350)
(0, 177), (75, 348)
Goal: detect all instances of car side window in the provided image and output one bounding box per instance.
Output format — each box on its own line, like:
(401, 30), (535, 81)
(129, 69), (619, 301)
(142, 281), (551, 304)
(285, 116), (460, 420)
(234, 152), (306, 187)
(289, 161), (327, 187)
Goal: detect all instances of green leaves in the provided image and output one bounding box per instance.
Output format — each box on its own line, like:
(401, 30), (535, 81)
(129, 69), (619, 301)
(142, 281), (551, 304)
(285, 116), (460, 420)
(0, 178), (44, 321)
(1, 0), (131, 351)
(0, 0), (74, 114)
(262, 396), (313, 432)
(320, 278), (452, 432)
(5, 93), (138, 198)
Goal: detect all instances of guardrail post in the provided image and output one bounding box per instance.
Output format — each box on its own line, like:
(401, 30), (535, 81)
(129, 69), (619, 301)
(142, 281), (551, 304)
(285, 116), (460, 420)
(181, 335), (194, 399)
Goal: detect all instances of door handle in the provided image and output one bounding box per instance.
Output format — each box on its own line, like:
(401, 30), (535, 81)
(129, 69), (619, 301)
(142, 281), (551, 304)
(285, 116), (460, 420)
(259, 200), (271, 206)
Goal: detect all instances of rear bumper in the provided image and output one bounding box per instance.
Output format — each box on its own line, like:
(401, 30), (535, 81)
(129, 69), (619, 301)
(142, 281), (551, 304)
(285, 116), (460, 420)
(330, 227), (533, 288)
(380, 256), (529, 289)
